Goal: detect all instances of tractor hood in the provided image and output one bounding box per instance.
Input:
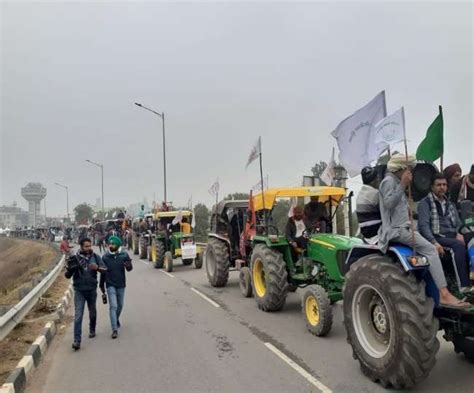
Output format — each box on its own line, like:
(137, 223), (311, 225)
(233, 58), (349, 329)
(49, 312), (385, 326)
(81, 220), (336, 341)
(309, 233), (363, 251)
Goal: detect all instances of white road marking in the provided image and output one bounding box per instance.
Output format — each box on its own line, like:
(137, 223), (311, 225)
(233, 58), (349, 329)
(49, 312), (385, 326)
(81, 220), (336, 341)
(140, 260), (149, 265)
(264, 342), (332, 393)
(160, 270), (175, 278)
(190, 287), (220, 308)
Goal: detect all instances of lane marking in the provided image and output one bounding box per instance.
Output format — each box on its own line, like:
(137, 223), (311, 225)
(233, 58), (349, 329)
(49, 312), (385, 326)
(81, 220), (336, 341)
(160, 270), (175, 278)
(190, 287), (220, 308)
(264, 342), (332, 393)
(140, 260), (149, 266)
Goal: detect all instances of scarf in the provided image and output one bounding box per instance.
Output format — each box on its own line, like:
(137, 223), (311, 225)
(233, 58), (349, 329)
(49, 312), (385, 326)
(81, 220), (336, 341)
(76, 250), (94, 269)
(458, 175), (474, 202)
(428, 192), (458, 236)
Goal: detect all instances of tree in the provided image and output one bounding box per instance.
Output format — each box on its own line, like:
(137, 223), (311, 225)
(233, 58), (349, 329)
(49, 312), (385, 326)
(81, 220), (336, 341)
(74, 203), (94, 224)
(311, 161), (328, 179)
(193, 203), (210, 242)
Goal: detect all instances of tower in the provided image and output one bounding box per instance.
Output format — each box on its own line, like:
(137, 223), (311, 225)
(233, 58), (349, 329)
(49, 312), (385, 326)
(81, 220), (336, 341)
(21, 183), (47, 227)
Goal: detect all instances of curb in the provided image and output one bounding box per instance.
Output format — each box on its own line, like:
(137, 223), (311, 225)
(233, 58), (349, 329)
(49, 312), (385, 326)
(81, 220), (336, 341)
(0, 285), (73, 393)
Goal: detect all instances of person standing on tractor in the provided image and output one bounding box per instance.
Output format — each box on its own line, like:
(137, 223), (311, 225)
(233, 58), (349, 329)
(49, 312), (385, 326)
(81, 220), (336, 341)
(65, 238), (106, 350)
(304, 196), (329, 232)
(418, 173), (472, 294)
(356, 166), (382, 240)
(100, 236), (133, 339)
(378, 154), (469, 308)
(180, 216), (191, 234)
(286, 205), (308, 251)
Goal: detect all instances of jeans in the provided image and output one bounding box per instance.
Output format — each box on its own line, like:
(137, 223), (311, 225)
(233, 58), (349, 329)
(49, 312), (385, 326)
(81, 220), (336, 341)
(73, 289), (97, 343)
(436, 236), (470, 287)
(106, 286), (125, 331)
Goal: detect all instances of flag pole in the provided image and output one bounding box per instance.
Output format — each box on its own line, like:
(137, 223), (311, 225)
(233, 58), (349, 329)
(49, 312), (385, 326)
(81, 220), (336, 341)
(438, 105), (444, 171)
(258, 142), (267, 235)
(402, 108), (416, 256)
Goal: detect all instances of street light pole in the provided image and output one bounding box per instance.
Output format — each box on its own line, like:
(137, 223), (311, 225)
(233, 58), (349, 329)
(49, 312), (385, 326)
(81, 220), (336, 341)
(134, 102), (167, 204)
(54, 182), (69, 220)
(86, 160), (105, 220)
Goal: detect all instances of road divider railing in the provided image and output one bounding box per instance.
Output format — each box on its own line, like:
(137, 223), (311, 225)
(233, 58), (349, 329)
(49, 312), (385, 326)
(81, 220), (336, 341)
(0, 255), (65, 341)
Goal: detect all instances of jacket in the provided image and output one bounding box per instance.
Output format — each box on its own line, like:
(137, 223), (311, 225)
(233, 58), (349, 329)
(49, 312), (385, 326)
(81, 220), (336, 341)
(100, 251), (133, 290)
(65, 252), (105, 292)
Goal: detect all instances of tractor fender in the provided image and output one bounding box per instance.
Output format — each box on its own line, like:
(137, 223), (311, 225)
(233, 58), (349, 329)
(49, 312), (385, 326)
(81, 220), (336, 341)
(208, 233), (231, 245)
(346, 244), (427, 273)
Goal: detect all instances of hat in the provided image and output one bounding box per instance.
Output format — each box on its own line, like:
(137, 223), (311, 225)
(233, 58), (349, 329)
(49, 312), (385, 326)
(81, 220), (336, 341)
(109, 236), (122, 247)
(443, 163), (462, 181)
(361, 167), (377, 185)
(387, 153), (416, 173)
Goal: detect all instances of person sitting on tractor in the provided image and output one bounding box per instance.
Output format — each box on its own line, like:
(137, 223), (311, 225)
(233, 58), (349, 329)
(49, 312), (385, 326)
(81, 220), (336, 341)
(286, 205), (308, 254)
(180, 217), (191, 234)
(304, 196), (329, 233)
(356, 166), (382, 241)
(418, 173), (473, 294)
(378, 153), (469, 308)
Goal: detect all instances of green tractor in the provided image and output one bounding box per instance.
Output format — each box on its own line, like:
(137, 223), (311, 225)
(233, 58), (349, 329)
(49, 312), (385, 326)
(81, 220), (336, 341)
(131, 214), (154, 259)
(206, 186), (361, 336)
(149, 210), (204, 272)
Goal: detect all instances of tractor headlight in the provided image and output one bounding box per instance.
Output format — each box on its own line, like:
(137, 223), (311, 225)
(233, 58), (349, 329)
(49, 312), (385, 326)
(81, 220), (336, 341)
(311, 265), (320, 276)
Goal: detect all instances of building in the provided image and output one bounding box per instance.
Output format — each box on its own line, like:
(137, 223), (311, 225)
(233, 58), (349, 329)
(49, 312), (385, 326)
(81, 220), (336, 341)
(0, 204), (29, 228)
(21, 183), (47, 227)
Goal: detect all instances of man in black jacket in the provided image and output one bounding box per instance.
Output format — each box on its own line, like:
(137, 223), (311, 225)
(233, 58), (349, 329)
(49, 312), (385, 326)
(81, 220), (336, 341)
(100, 236), (133, 339)
(65, 238), (106, 350)
(286, 205), (308, 253)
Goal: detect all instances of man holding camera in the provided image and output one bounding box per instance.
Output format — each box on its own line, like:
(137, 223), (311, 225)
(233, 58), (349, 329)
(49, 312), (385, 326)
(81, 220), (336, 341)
(100, 236), (133, 339)
(65, 238), (106, 350)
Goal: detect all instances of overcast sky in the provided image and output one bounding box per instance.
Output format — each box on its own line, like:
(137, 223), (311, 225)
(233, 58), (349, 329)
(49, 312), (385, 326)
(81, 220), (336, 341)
(1, 1), (472, 217)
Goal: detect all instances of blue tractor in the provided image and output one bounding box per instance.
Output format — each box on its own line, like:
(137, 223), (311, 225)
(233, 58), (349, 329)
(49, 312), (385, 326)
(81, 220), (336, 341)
(343, 203), (474, 389)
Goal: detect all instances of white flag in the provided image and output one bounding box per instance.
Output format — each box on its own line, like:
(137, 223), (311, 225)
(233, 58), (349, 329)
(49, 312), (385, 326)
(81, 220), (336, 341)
(331, 91), (387, 177)
(320, 147), (336, 186)
(373, 107), (406, 154)
(191, 209), (196, 228)
(246, 136), (262, 168)
(172, 209), (183, 225)
(208, 179), (220, 196)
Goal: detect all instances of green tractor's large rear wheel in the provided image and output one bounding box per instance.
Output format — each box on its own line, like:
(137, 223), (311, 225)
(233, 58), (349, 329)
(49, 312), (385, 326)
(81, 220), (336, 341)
(302, 285), (333, 337)
(206, 238), (230, 287)
(343, 255), (439, 389)
(251, 244), (288, 312)
(139, 236), (148, 260)
(151, 240), (165, 269)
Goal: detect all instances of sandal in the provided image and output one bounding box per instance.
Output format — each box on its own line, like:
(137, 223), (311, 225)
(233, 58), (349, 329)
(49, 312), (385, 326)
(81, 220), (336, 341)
(440, 300), (472, 309)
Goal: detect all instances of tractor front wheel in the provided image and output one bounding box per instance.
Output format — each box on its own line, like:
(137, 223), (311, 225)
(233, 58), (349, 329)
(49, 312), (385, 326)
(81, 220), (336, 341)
(239, 267), (253, 298)
(194, 253), (203, 269)
(132, 235), (139, 255)
(251, 244), (288, 311)
(343, 255), (439, 389)
(453, 335), (474, 362)
(302, 285), (332, 337)
(164, 251), (173, 272)
(206, 238), (230, 287)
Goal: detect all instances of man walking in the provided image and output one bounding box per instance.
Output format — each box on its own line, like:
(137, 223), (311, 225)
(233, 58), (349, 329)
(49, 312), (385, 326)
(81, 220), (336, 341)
(100, 236), (133, 339)
(65, 238), (106, 350)
(418, 173), (472, 293)
(378, 154), (469, 308)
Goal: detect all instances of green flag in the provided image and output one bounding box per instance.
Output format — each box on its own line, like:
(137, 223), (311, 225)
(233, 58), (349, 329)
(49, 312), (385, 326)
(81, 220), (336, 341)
(416, 107), (443, 162)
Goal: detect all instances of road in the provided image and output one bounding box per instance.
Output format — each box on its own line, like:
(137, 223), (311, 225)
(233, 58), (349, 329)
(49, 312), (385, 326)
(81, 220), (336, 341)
(26, 250), (473, 393)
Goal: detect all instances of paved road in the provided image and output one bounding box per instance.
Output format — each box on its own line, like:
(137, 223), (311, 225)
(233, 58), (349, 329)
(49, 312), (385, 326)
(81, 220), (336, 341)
(27, 251), (473, 393)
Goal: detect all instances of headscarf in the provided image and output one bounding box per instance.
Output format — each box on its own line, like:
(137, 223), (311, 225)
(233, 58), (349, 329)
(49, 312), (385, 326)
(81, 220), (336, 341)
(387, 153), (416, 173)
(108, 235), (122, 247)
(443, 163), (462, 183)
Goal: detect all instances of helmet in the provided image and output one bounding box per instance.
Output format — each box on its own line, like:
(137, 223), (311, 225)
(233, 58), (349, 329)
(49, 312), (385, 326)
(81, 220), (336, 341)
(361, 167), (377, 185)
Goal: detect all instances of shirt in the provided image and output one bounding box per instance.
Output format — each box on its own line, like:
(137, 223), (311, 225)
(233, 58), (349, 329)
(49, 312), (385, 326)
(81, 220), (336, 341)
(294, 219), (306, 237)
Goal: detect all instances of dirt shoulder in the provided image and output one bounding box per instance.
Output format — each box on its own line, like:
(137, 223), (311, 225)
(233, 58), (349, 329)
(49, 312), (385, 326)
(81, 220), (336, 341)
(0, 238), (60, 305)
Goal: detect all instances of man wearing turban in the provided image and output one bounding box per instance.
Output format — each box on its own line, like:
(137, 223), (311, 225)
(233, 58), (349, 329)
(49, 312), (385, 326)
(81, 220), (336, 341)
(378, 154), (469, 308)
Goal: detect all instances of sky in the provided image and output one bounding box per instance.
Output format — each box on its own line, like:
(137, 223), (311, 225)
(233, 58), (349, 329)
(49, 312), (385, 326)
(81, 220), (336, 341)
(1, 1), (473, 217)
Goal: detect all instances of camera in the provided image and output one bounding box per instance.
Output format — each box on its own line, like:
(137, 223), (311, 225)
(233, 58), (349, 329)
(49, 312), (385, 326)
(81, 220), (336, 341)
(102, 293), (107, 304)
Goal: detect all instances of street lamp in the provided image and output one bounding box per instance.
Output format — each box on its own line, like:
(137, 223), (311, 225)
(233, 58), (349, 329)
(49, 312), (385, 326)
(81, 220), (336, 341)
(134, 102), (167, 204)
(85, 160), (105, 220)
(54, 182), (69, 220)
